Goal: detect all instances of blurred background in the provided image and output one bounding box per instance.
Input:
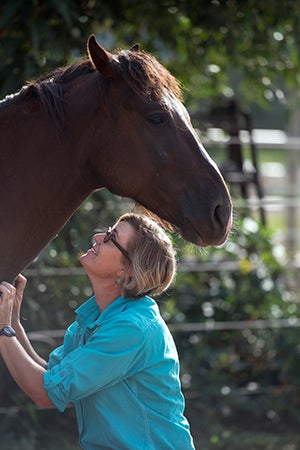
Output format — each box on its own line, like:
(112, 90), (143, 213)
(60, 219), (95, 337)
(1, 1), (300, 448)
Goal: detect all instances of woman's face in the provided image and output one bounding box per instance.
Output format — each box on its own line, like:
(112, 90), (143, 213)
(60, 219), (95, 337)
(80, 220), (134, 279)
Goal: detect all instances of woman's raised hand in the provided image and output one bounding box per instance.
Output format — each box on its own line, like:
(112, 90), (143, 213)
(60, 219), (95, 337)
(0, 281), (16, 327)
(12, 274), (27, 326)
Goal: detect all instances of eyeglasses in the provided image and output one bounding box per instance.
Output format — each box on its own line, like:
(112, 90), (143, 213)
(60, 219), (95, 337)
(103, 227), (131, 261)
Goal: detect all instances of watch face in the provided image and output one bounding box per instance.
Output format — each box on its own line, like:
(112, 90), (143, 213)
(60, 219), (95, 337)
(0, 326), (16, 337)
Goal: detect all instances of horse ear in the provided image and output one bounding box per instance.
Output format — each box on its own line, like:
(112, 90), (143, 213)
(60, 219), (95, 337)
(130, 43), (140, 52)
(87, 34), (114, 78)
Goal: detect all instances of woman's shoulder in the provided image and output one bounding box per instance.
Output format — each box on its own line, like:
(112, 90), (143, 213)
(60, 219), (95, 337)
(122, 295), (158, 316)
(117, 296), (166, 332)
(95, 297), (172, 350)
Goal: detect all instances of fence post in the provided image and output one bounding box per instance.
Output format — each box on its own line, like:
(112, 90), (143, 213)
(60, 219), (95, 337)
(286, 108), (300, 264)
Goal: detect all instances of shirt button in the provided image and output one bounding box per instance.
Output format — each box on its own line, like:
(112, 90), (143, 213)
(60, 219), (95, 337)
(60, 372), (65, 377)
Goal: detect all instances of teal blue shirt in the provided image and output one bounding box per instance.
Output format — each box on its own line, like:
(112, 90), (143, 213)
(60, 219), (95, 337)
(43, 296), (195, 450)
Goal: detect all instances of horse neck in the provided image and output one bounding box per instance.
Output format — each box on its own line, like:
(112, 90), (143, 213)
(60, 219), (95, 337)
(0, 98), (98, 282)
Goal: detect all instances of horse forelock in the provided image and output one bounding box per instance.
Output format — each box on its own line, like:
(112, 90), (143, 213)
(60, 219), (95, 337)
(115, 49), (183, 103)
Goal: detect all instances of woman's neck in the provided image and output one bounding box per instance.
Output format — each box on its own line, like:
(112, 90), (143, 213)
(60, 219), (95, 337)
(91, 278), (122, 312)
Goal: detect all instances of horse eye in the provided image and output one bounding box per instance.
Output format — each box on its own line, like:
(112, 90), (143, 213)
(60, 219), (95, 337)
(148, 113), (165, 124)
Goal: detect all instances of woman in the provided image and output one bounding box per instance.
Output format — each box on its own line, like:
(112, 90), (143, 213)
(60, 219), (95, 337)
(0, 213), (195, 449)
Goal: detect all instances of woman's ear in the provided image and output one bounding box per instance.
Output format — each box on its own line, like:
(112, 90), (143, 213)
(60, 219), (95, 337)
(125, 264), (134, 278)
(118, 265), (133, 281)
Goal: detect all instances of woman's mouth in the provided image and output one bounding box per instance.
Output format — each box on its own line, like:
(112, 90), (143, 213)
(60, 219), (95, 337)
(91, 245), (98, 255)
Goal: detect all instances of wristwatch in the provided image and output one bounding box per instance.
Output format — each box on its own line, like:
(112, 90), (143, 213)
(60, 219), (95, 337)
(0, 326), (16, 337)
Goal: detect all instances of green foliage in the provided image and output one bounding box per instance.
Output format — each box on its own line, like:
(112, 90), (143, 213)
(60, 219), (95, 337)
(163, 217), (291, 323)
(0, 407), (80, 449)
(159, 216), (300, 439)
(191, 423), (300, 450)
(1, 0), (300, 111)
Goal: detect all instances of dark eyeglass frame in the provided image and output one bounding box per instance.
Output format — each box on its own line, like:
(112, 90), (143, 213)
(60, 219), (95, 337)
(103, 227), (131, 261)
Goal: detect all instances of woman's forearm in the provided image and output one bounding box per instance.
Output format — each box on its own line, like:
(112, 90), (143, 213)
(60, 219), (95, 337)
(0, 335), (53, 408)
(12, 321), (47, 368)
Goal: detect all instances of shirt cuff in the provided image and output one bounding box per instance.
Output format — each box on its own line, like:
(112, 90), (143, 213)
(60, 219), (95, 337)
(43, 365), (71, 412)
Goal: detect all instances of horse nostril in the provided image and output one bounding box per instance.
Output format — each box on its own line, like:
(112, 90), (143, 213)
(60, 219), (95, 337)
(214, 203), (232, 234)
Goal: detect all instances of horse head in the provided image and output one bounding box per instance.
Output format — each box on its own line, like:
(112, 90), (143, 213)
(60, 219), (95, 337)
(86, 35), (232, 247)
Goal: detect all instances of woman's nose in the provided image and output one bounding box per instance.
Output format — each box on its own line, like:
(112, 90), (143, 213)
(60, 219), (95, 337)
(93, 233), (103, 243)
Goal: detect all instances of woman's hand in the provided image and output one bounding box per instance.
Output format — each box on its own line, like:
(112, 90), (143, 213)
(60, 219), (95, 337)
(12, 274), (27, 326)
(0, 281), (16, 327)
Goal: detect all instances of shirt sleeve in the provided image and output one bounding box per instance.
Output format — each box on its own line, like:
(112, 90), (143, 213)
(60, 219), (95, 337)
(43, 320), (146, 412)
(47, 322), (79, 370)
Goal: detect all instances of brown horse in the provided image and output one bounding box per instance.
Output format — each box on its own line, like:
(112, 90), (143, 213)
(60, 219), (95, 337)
(0, 35), (232, 283)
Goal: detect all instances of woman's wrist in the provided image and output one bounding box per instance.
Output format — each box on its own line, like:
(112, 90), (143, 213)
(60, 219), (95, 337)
(11, 318), (22, 328)
(0, 322), (12, 328)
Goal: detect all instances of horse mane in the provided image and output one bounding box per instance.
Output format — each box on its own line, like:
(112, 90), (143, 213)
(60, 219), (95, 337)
(115, 49), (183, 102)
(23, 60), (95, 125)
(12, 47), (183, 125)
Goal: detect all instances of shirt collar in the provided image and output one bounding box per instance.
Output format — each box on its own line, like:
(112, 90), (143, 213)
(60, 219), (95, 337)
(75, 295), (136, 329)
(75, 296), (100, 328)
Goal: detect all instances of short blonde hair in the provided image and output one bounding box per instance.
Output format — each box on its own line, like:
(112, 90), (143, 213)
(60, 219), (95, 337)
(116, 213), (176, 298)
